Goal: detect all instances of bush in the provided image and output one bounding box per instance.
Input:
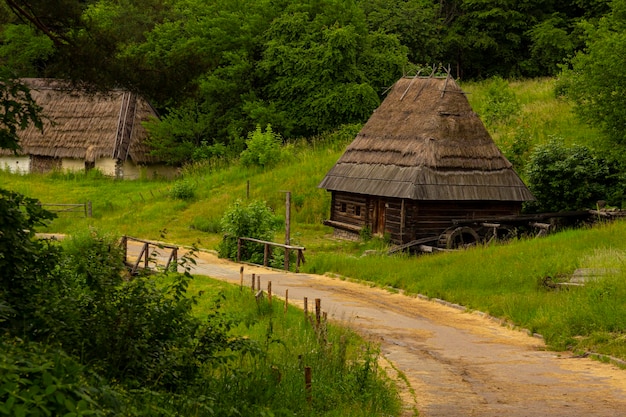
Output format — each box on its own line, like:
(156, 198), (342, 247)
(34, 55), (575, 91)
(169, 180), (196, 200)
(240, 124), (283, 168)
(476, 76), (521, 128)
(218, 200), (277, 261)
(0, 339), (109, 416)
(525, 139), (625, 212)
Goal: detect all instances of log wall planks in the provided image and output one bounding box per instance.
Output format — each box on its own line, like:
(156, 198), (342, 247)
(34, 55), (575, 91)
(327, 191), (522, 244)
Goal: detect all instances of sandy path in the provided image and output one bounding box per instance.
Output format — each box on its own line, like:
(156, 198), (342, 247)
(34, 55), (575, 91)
(131, 244), (626, 416)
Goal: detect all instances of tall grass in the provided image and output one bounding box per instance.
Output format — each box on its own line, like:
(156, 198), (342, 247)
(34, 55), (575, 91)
(183, 280), (402, 416)
(304, 220), (626, 358)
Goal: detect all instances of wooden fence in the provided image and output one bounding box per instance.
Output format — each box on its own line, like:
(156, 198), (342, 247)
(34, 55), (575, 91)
(120, 235), (179, 274)
(237, 237), (306, 272)
(240, 267), (325, 405)
(38, 201), (92, 217)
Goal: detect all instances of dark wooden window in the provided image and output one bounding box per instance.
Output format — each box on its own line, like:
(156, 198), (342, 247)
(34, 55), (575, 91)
(340, 202), (347, 213)
(355, 205), (361, 216)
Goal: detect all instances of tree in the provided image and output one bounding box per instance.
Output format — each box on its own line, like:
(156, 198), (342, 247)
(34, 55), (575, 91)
(0, 70), (43, 151)
(0, 24), (54, 76)
(254, 0), (407, 138)
(359, 0), (440, 65)
(560, 0), (626, 144)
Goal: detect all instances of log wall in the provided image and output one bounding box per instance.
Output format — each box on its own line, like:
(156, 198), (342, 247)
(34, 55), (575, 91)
(328, 191), (523, 244)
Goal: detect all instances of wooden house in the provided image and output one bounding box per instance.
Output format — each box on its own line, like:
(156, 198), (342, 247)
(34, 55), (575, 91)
(318, 75), (535, 246)
(0, 78), (176, 179)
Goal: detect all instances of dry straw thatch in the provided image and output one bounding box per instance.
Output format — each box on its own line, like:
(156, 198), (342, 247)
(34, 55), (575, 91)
(1, 78), (158, 164)
(319, 76), (534, 201)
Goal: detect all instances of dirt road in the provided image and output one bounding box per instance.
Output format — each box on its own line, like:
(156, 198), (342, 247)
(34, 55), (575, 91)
(135, 244), (626, 416)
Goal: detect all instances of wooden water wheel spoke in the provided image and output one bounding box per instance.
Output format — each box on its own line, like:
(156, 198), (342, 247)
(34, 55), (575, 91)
(438, 226), (480, 249)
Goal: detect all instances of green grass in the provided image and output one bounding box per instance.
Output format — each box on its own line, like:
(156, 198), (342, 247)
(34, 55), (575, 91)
(305, 221), (626, 358)
(4, 77), (626, 364)
(181, 279), (403, 416)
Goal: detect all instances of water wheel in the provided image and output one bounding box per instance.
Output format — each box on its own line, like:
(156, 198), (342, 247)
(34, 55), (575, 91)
(483, 225), (517, 244)
(438, 226), (480, 249)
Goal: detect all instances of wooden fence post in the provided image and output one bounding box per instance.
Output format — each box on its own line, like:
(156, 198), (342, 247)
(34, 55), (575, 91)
(257, 275), (261, 291)
(251, 273), (256, 291)
(240, 266), (244, 288)
(296, 250), (304, 273)
(268, 281), (272, 303)
(304, 297), (308, 319)
(305, 366), (312, 405)
(315, 299), (321, 327)
(144, 243), (149, 270)
(284, 289), (288, 315)
(120, 236), (128, 264)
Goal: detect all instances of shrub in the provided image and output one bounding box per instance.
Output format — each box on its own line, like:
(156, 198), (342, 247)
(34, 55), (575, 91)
(476, 76), (521, 128)
(218, 200), (277, 261)
(240, 124), (283, 168)
(169, 180), (196, 200)
(525, 139), (625, 212)
(0, 339), (109, 416)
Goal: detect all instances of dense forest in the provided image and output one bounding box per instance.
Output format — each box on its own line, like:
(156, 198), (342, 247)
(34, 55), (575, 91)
(2, 0), (626, 165)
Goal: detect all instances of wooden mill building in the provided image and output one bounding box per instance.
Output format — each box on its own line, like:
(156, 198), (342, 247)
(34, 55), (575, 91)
(318, 75), (535, 245)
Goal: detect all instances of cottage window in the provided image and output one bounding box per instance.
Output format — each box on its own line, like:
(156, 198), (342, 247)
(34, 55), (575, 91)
(355, 206), (361, 217)
(340, 202), (347, 213)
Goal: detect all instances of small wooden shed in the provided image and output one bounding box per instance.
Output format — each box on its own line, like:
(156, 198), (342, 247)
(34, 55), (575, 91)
(318, 75), (535, 245)
(0, 78), (175, 179)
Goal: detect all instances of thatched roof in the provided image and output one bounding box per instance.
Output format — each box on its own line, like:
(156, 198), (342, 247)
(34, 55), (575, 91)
(319, 76), (534, 201)
(0, 78), (159, 164)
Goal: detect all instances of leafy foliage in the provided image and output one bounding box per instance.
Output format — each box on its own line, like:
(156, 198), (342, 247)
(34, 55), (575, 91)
(169, 179), (196, 200)
(2, 0), (621, 166)
(524, 140), (625, 212)
(559, 0), (626, 144)
(0, 24), (54, 76)
(0, 339), (108, 416)
(218, 200), (277, 262)
(0, 188), (59, 334)
(240, 124), (284, 168)
(475, 76), (521, 128)
(0, 71), (43, 151)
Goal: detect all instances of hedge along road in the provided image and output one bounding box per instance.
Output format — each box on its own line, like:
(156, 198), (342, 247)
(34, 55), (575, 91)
(132, 243), (626, 417)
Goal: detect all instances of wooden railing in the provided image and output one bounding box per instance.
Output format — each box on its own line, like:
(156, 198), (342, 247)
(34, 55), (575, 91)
(120, 235), (179, 274)
(237, 237), (305, 272)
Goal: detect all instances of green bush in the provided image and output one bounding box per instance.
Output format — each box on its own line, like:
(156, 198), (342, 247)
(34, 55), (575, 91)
(218, 200), (277, 261)
(169, 180), (196, 200)
(476, 76), (521, 128)
(0, 339), (108, 416)
(525, 139), (625, 212)
(240, 124), (284, 168)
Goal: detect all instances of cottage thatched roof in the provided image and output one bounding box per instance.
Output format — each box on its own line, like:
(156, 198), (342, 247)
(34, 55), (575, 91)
(319, 76), (535, 201)
(0, 78), (159, 164)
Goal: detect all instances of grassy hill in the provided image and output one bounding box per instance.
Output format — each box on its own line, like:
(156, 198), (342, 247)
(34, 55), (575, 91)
(3, 77), (626, 362)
